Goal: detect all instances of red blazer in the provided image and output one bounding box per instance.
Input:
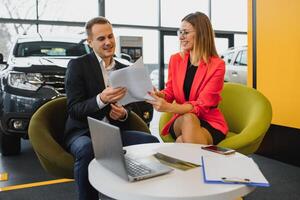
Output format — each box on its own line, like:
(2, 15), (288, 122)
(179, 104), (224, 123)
(161, 52), (228, 136)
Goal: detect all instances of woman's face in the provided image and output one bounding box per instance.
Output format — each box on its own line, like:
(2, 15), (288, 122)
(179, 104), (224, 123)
(178, 21), (195, 52)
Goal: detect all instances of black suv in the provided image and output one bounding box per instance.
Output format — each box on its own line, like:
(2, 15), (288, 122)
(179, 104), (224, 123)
(0, 34), (152, 156)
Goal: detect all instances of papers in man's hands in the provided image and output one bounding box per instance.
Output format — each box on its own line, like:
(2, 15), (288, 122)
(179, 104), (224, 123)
(109, 57), (154, 105)
(201, 156), (270, 187)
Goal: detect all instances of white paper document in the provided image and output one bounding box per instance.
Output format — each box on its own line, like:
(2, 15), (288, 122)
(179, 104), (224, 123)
(201, 156), (270, 187)
(109, 57), (154, 105)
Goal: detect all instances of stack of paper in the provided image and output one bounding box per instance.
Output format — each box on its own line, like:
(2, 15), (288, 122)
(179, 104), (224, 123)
(109, 57), (154, 105)
(201, 156), (270, 187)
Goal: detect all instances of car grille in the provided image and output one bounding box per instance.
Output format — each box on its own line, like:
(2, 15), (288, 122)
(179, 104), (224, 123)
(42, 74), (65, 94)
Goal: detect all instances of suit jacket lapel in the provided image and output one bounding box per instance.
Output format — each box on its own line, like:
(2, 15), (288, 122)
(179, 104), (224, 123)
(88, 52), (106, 91)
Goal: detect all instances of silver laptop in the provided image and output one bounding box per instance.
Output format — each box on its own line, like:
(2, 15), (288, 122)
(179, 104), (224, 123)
(87, 117), (173, 182)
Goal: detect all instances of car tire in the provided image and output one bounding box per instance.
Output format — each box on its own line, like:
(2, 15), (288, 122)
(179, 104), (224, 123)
(0, 132), (21, 156)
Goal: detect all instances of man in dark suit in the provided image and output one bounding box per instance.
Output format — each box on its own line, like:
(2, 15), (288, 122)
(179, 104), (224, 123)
(64, 16), (159, 200)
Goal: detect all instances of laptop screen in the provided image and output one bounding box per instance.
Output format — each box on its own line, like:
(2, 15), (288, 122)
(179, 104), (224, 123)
(87, 117), (129, 180)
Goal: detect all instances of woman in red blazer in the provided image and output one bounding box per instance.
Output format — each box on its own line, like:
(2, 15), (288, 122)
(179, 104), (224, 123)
(148, 12), (228, 145)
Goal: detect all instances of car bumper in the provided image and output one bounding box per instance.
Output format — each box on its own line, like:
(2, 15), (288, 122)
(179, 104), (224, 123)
(0, 88), (63, 138)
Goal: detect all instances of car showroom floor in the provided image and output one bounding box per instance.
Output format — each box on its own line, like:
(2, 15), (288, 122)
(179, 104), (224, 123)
(0, 110), (163, 188)
(0, 111), (162, 199)
(1, 111), (300, 200)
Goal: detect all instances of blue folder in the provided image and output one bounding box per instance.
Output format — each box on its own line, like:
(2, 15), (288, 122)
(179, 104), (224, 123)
(201, 156), (270, 187)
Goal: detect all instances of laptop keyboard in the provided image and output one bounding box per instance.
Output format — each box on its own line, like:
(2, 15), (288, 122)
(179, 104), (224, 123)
(125, 157), (152, 177)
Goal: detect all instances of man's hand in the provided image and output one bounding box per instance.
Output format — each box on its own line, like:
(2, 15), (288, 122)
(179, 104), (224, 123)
(109, 103), (127, 120)
(100, 87), (126, 104)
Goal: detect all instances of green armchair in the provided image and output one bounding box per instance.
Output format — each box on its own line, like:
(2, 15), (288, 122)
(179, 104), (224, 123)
(159, 83), (272, 155)
(28, 97), (150, 179)
(28, 97), (74, 178)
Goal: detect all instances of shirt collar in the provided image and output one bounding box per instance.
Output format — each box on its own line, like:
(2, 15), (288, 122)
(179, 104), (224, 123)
(94, 53), (116, 71)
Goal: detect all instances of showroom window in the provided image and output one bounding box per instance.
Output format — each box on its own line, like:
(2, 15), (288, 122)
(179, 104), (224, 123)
(234, 34), (247, 47)
(35, 25), (85, 35)
(163, 35), (179, 64)
(106, 0), (159, 26)
(160, 0), (209, 27)
(211, 0), (247, 32)
(215, 38), (230, 54)
(3, 23), (85, 38)
(113, 28), (159, 73)
(38, 0), (98, 22)
(0, 0), (36, 19)
(0, 0), (98, 22)
(0, 23), (85, 59)
(0, 0), (248, 69)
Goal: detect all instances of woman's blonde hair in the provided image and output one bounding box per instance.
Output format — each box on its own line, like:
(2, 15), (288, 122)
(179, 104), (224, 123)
(181, 12), (218, 64)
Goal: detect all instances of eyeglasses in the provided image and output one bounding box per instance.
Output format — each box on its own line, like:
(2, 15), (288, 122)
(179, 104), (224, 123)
(177, 30), (195, 37)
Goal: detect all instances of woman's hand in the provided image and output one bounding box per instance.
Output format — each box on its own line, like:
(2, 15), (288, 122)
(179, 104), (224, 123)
(152, 87), (165, 98)
(147, 90), (171, 112)
(147, 88), (194, 115)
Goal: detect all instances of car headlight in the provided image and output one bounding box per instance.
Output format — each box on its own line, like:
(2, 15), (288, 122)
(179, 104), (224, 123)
(8, 71), (44, 91)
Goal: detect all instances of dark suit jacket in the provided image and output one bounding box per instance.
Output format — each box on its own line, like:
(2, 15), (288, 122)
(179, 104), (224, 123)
(63, 52), (129, 148)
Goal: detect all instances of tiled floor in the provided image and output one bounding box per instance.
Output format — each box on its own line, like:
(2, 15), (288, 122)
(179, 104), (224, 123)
(0, 139), (55, 188)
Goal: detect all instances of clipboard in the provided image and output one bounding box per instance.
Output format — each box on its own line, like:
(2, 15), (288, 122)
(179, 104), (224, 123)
(201, 156), (270, 187)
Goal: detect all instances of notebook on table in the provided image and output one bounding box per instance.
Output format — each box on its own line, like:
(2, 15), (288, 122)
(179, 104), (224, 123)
(87, 117), (173, 182)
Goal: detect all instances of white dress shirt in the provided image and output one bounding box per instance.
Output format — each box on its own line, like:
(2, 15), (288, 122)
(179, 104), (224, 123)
(94, 53), (128, 121)
(95, 53), (116, 109)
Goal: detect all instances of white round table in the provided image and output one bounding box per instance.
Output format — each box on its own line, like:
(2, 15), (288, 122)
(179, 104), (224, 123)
(89, 143), (254, 200)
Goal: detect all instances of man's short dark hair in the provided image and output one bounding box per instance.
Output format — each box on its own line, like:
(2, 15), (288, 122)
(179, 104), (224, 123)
(85, 16), (111, 37)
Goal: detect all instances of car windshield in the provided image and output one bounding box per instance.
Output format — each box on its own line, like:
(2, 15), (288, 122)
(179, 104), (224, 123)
(13, 41), (90, 57)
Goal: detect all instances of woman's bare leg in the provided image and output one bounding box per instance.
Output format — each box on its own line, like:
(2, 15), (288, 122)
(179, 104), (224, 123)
(173, 113), (213, 144)
(175, 135), (183, 143)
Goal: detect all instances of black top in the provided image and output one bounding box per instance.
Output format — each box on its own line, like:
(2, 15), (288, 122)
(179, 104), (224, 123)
(183, 59), (198, 100)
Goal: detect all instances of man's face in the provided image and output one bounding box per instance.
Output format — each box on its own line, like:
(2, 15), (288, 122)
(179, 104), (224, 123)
(87, 23), (116, 59)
